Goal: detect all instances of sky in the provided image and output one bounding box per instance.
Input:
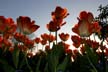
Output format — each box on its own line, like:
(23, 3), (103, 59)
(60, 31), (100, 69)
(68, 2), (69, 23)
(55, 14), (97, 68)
(0, 0), (108, 49)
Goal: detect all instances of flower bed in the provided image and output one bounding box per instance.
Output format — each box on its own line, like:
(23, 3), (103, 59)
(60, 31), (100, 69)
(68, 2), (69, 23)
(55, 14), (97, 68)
(0, 5), (108, 72)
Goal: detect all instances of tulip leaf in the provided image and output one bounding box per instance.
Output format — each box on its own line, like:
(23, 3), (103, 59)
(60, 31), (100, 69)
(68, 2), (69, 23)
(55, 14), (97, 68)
(57, 55), (70, 72)
(85, 45), (98, 72)
(35, 56), (41, 72)
(47, 42), (65, 72)
(106, 64), (108, 72)
(0, 58), (15, 72)
(18, 52), (26, 69)
(12, 46), (20, 69)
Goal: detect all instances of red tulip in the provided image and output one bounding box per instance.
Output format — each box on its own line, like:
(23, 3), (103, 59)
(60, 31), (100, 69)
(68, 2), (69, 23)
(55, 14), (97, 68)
(35, 37), (41, 44)
(80, 45), (85, 54)
(45, 45), (50, 51)
(9, 47), (14, 53)
(0, 36), (3, 48)
(18, 44), (28, 52)
(65, 49), (72, 55)
(104, 47), (108, 56)
(0, 16), (7, 33)
(0, 16), (16, 34)
(27, 52), (34, 58)
(41, 40), (47, 45)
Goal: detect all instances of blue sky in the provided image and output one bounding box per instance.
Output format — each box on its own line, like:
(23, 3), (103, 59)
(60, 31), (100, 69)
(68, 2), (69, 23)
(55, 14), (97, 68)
(0, 0), (108, 48)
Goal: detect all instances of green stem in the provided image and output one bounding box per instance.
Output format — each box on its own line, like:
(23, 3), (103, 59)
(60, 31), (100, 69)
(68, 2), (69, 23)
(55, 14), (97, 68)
(25, 54), (33, 72)
(101, 39), (106, 72)
(36, 44), (38, 52)
(55, 31), (57, 44)
(49, 32), (51, 48)
(102, 50), (106, 72)
(42, 45), (44, 50)
(93, 34), (96, 41)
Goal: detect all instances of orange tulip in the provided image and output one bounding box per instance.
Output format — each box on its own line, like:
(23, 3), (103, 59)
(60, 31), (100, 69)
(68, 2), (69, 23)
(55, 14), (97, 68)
(79, 11), (94, 22)
(47, 6), (69, 32)
(72, 11), (101, 37)
(48, 34), (56, 42)
(52, 6), (69, 20)
(91, 22), (101, 34)
(41, 33), (49, 40)
(71, 35), (81, 48)
(17, 16), (40, 34)
(72, 18), (92, 37)
(59, 33), (69, 41)
(46, 21), (60, 32)
(41, 33), (55, 42)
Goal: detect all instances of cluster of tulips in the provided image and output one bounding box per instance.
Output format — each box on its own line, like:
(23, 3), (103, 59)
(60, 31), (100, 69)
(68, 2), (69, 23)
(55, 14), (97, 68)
(0, 5), (108, 72)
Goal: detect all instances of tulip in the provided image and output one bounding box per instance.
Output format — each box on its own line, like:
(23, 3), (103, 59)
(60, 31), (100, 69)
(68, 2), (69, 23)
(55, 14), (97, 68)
(71, 35), (81, 48)
(17, 16), (39, 34)
(59, 33), (69, 41)
(72, 11), (101, 37)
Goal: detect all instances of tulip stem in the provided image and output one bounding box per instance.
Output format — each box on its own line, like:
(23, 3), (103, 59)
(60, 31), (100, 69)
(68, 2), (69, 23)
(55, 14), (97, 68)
(25, 54), (33, 72)
(55, 31), (58, 44)
(42, 45), (44, 50)
(101, 39), (106, 72)
(36, 44), (38, 52)
(93, 34), (96, 41)
(49, 32), (51, 48)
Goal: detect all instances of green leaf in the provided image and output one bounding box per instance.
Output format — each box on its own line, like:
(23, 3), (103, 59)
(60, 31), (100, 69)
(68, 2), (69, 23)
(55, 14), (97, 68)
(85, 45), (98, 65)
(18, 52), (26, 69)
(57, 55), (70, 72)
(106, 64), (108, 72)
(85, 45), (98, 72)
(12, 47), (20, 69)
(35, 57), (41, 72)
(0, 58), (15, 72)
(47, 42), (65, 72)
(90, 69), (97, 72)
